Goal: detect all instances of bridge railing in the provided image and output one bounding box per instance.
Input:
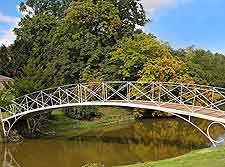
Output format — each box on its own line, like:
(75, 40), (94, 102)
(1, 82), (225, 120)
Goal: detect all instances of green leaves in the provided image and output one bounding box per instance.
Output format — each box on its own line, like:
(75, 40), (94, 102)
(65, 0), (122, 44)
(4, 0), (149, 90)
(174, 48), (225, 86)
(0, 87), (15, 107)
(139, 56), (195, 84)
(13, 58), (45, 96)
(107, 34), (172, 81)
(20, 0), (72, 17)
(13, 56), (67, 97)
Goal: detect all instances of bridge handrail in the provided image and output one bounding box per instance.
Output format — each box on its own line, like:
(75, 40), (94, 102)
(11, 81), (225, 102)
(1, 81), (225, 118)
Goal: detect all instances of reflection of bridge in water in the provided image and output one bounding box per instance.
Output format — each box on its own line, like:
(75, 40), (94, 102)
(71, 118), (225, 147)
(0, 145), (21, 167)
(1, 82), (225, 146)
(0, 118), (224, 167)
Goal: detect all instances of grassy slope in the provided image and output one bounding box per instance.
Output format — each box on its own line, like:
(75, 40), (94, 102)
(119, 147), (225, 167)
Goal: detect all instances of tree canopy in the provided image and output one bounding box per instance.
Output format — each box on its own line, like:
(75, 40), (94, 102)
(0, 0), (225, 98)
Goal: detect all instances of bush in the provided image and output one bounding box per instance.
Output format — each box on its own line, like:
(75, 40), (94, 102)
(64, 106), (103, 120)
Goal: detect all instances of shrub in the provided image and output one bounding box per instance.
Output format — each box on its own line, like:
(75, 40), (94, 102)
(64, 106), (103, 120)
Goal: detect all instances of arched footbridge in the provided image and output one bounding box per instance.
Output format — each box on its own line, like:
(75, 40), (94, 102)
(1, 81), (225, 146)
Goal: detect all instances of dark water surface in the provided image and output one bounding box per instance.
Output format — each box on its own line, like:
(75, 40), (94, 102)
(0, 116), (224, 167)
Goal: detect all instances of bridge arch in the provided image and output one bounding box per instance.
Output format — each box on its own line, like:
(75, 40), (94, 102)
(1, 81), (225, 146)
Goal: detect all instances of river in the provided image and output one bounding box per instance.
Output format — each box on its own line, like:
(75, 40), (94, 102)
(0, 109), (224, 167)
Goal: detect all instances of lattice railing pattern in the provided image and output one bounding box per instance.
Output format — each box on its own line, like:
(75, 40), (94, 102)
(1, 81), (225, 146)
(1, 81), (225, 119)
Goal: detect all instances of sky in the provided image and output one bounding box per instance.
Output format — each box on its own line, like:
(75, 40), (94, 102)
(0, 0), (225, 53)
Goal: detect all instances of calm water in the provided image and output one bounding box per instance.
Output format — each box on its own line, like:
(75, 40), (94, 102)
(0, 116), (224, 167)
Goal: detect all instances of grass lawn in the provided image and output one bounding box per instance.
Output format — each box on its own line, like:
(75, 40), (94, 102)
(119, 147), (225, 167)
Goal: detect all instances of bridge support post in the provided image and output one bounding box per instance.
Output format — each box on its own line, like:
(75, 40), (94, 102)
(127, 82), (130, 102)
(0, 110), (7, 141)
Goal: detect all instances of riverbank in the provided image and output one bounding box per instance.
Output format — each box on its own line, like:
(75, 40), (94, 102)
(119, 146), (225, 167)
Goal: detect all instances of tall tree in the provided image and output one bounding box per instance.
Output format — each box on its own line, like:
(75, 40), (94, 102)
(109, 0), (147, 35)
(13, 0), (148, 84)
(174, 48), (225, 86)
(47, 0), (124, 82)
(104, 34), (172, 81)
(138, 56), (195, 83)
(14, 13), (59, 60)
(13, 57), (67, 97)
(19, 0), (72, 17)
(0, 45), (13, 77)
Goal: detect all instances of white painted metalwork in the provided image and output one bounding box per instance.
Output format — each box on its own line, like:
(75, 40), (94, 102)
(0, 81), (225, 146)
(0, 144), (21, 167)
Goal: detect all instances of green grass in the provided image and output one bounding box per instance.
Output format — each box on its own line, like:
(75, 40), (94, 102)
(118, 147), (225, 167)
(48, 108), (135, 137)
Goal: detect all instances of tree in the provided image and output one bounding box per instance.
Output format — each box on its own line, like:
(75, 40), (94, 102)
(138, 56), (195, 84)
(105, 34), (172, 81)
(14, 13), (59, 59)
(13, 57), (66, 97)
(110, 0), (147, 35)
(0, 88), (15, 108)
(174, 48), (225, 86)
(0, 45), (14, 77)
(65, 0), (122, 44)
(47, 0), (124, 82)
(13, 0), (148, 84)
(19, 0), (72, 18)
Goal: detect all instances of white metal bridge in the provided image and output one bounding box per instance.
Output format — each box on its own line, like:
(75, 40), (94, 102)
(1, 81), (225, 146)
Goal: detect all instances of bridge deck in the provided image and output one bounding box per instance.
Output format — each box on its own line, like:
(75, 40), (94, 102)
(109, 100), (225, 123)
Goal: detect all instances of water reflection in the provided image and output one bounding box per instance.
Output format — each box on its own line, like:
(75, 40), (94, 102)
(76, 118), (224, 147)
(0, 145), (20, 167)
(216, 134), (225, 146)
(0, 118), (224, 167)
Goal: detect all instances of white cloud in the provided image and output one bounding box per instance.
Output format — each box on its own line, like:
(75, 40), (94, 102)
(141, 0), (192, 11)
(0, 13), (20, 24)
(0, 12), (20, 46)
(0, 4), (35, 46)
(16, 5), (34, 17)
(141, 0), (175, 10)
(0, 29), (16, 46)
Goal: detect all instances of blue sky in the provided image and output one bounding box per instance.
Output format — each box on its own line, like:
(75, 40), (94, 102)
(0, 0), (225, 53)
(0, 0), (21, 45)
(143, 0), (225, 53)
